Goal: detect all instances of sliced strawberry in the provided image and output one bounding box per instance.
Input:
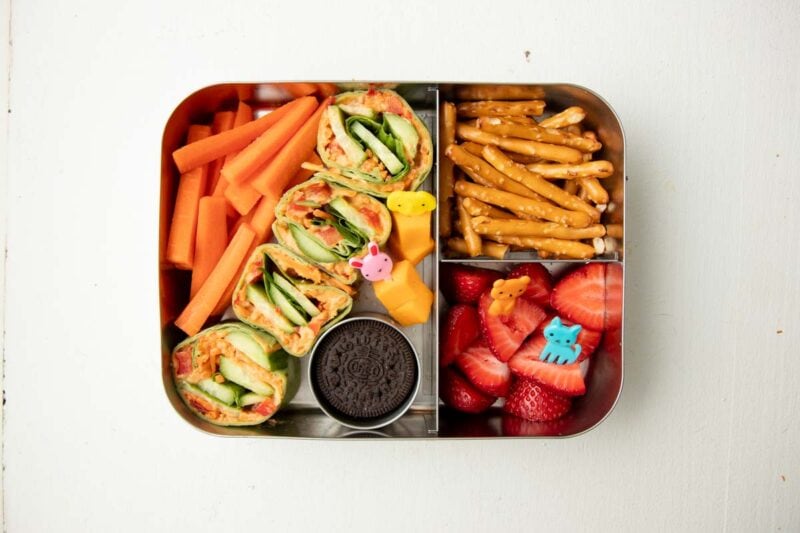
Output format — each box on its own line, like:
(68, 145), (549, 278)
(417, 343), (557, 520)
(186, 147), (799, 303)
(503, 377), (571, 422)
(501, 413), (574, 437)
(478, 291), (546, 362)
(508, 336), (586, 396)
(550, 263), (605, 330)
(604, 263), (623, 330)
(440, 264), (502, 305)
(534, 313), (602, 362)
(439, 304), (480, 367)
(439, 367), (496, 414)
(507, 263), (552, 308)
(456, 339), (511, 397)
(602, 326), (622, 363)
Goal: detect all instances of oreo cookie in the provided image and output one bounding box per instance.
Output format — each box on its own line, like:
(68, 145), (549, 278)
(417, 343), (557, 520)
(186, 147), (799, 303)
(310, 317), (419, 429)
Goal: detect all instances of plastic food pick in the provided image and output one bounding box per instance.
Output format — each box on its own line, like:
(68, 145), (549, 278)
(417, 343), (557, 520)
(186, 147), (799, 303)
(348, 242), (393, 282)
(386, 191), (437, 216)
(540, 317), (582, 365)
(488, 276), (530, 316)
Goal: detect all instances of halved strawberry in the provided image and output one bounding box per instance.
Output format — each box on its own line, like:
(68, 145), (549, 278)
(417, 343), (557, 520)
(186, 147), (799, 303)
(507, 263), (552, 307)
(440, 304), (480, 367)
(605, 263), (623, 330)
(439, 367), (496, 414)
(551, 263), (616, 331)
(456, 339), (511, 397)
(478, 291), (546, 362)
(508, 336), (586, 396)
(534, 313), (602, 362)
(440, 264), (503, 305)
(503, 377), (571, 422)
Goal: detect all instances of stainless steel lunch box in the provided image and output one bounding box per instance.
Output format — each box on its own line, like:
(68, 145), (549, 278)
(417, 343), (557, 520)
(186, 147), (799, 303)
(160, 82), (625, 439)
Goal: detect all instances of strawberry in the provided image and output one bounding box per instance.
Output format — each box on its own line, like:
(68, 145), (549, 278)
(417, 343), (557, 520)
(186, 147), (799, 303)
(439, 367), (496, 414)
(534, 313), (602, 362)
(551, 263), (620, 331)
(478, 290), (546, 362)
(440, 264), (502, 305)
(602, 326), (622, 363)
(501, 412), (574, 437)
(508, 336), (586, 396)
(439, 305), (480, 367)
(503, 377), (572, 422)
(456, 339), (511, 397)
(507, 263), (552, 308)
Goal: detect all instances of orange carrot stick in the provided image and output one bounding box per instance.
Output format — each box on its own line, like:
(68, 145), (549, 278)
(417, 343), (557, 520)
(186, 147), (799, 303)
(221, 96), (318, 184)
(176, 223), (256, 336)
(172, 97), (311, 173)
(206, 111), (236, 195)
(316, 83), (339, 97)
(166, 125), (212, 269)
(287, 152), (323, 189)
(224, 178), (262, 216)
(213, 102), (254, 219)
(250, 97), (330, 195)
(190, 197), (228, 298)
(278, 82), (318, 98)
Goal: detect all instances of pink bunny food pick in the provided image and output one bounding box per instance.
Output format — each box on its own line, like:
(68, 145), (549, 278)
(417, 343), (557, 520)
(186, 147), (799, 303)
(348, 242), (393, 282)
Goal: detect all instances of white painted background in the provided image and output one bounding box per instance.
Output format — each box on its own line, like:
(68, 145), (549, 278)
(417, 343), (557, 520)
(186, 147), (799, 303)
(3, 0), (799, 531)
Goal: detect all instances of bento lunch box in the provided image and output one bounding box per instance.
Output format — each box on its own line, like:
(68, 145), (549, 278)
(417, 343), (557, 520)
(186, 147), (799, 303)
(159, 82), (625, 439)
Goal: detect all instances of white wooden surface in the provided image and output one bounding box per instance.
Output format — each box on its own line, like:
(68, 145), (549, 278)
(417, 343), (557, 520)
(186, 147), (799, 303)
(3, 1), (799, 531)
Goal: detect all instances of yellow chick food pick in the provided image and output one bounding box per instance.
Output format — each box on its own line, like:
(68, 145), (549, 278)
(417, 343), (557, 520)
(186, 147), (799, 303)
(489, 276), (530, 317)
(387, 191), (436, 216)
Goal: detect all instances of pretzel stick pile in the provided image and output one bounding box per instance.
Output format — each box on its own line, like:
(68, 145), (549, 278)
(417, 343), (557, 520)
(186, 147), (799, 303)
(438, 92), (621, 259)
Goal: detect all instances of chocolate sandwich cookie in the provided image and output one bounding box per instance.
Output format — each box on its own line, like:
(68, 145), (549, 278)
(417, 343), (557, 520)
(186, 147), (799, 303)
(309, 316), (420, 429)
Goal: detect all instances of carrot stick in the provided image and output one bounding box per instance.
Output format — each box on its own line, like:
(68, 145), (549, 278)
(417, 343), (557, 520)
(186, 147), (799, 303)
(221, 96), (318, 184)
(213, 102), (254, 220)
(206, 111), (236, 195)
(166, 125), (212, 269)
(190, 197), (228, 298)
(250, 97), (330, 195)
(211, 194), (280, 316)
(316, 83), (339, 97)
(224, 178), (262, 216)
(176, 223), (256, 336)
(278, 83), (319, 98)
(172, 97), (311, 173)
(287, 152), (323, 189)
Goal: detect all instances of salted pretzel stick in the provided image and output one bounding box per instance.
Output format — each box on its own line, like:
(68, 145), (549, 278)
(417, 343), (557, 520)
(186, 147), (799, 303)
(526, 160), (614, 179)
(498, 115), (538, 126)
(447, 238), (509, 259)
(477, 118), (601, 153)
(462, 141), (544, 164)
(463, 197), (517, 219)
(439, 102), (457, 237)
(455, 84), (545, 101)
(539, 106), (586, 129)
(471, 216), (606, 240)
(457, 124), (583, 164)
(454, 180), (591, 228)
(457, 100), (546, 118)
(577, 177), (609, 204)
(606, 224), (624, 239)
(564, 180), (579, 195)
(482, 146), (600, 222)
(446, 144), (545, 201)
(483, 234), (596, 259)
(456, 196), (482, 257)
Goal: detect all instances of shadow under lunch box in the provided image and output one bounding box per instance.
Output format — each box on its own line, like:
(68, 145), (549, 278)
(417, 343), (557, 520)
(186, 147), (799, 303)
(159, 82), (625, 439)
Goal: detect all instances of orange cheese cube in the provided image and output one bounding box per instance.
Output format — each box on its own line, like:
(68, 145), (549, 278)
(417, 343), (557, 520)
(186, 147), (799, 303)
(389, 235), (435, 266)
(373, 260), (428, 311)
(389, 212), (434, 265)
(389, 287), (434, 326)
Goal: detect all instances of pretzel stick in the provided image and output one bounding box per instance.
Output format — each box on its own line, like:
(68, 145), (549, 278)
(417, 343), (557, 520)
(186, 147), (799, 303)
(447, 238), (509, 259)
(455, 84), (545, 101)
(457, 124), (583, 164)
(606, 224), (624, 239)
(439, 102), (457, 237)
(471, 216), (606, 240)
(482, 146), (600, 222)
(498, 115), (538, 126)
(564, 179), (579, 195)
(457, 100), (546, 118)
(456, 196), (482, 257)
(477, 118), (601, 153)
(446, 144), (545, 201)
(577, 177), (609, 204)
(483, 234), (596, 259)
(536, 250), (553, 259)
(454, 180), (591, 228)
(539, 106), (586, 128)
(462, 142), (545, 165)
(526, 160), (614, 179)
(463, 197), (517, 219)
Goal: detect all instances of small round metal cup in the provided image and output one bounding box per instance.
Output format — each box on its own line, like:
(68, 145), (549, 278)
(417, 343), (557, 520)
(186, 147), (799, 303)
(308, 313), (421, 431)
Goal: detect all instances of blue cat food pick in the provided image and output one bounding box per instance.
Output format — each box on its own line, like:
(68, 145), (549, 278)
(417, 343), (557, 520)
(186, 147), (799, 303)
(540, 317), (582, 365)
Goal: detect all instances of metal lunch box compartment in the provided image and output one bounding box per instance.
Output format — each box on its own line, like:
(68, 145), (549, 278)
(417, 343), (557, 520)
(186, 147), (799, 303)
(159, 82), (624, 438)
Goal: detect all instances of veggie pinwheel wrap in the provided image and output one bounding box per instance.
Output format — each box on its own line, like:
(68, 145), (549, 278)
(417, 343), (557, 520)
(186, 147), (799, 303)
(232, 244), (353, 356)
(172, 323), (299, 426)
(272, 175), (392, 284)
(317, 89), (433, 197)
